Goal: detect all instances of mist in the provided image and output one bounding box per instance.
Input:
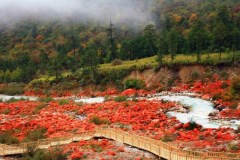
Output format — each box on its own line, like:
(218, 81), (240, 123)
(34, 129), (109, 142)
(0, 0), (155, 28)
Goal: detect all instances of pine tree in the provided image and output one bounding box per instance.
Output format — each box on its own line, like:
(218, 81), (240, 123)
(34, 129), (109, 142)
(107, 20), (117, 62)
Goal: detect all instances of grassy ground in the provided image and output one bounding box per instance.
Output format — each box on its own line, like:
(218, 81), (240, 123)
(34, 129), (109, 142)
(100, 56), (157, 72)
(100, 52), (240, 71)
(29, 52), (240, 86)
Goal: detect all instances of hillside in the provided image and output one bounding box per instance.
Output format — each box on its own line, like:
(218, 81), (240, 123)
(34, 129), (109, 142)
(0, 0), (239, 84)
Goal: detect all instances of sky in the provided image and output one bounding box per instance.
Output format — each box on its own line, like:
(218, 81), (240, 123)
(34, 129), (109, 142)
(0, 0), (154, 27)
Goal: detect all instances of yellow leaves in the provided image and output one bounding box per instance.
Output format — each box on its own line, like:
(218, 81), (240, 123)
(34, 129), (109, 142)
(30, 50), (41, 63)
(189, 13), (198, 23)
(172, 14), (182, 23)
(82, 43), (87, 49)
(35, 35), (44, 41)
(117, 43), (121, 49)
(67, 51), (74, 57)
(183, 29), (190, 37)
(55, 36), (67, 45)
(15, 43), (24, 50)
(207, 12), (216, 19)
(97, 48), (102, 56)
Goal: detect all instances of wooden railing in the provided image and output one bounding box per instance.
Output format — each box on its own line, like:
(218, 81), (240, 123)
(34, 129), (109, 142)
(0, 128), (239, 160)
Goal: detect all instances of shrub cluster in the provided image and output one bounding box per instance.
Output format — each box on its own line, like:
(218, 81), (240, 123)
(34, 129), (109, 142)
(124, 78), (145, 90)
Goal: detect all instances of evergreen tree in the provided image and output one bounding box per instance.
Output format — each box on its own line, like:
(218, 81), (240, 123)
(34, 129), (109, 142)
(166, 29), (179, 62)
(157, 33), (167, 65)
(80, 46), (99, 83)
(188, 20), (208, 62)
(230, 27), (240, 61)
(107, 20), (117, 62)
(142, 25), (158, 57)
(213, 5), (232, 60)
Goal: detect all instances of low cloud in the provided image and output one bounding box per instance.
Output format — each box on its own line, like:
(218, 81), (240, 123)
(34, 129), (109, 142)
(0, 0), (154, 28)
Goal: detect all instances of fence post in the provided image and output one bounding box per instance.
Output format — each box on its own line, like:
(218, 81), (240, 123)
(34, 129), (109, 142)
(159, 145), (161, 159)
(131, 135), (133, 146)
(2, 145), (5, 156)
(169, 148), (171, 160)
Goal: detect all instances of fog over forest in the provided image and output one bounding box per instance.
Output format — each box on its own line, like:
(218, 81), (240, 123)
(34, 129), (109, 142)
(0, 0), (154, 27)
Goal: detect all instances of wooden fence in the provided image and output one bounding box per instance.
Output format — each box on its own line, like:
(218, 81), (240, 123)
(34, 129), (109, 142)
(0, 128), (239, 160)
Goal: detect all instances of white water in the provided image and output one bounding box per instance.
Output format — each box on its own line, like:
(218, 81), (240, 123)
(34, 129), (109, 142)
(0, 94), (104, 104)
(150, 95), (240, 130)
(0, 94), (37, 102)
(74, 97), (105, 104)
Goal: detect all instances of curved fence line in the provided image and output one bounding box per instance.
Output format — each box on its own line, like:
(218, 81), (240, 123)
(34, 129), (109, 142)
(0, 128), (239, 160)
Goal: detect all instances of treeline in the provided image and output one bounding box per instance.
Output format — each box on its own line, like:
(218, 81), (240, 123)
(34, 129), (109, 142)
(0, 0), (240, 83)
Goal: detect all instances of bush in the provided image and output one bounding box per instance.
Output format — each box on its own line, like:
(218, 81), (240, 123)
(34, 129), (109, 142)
(114, 96), (127, 102)
(124, 78), (145, 90)
(58, 99), (69, 105)
(90, 144), (103, 152)
(111, 59), (123, 66)
(100, 68), (130, 84)
(236, 126), (240, 134)
(190, 71), (200, 81)
(6, 97), (27, 103)
(188, 118), (198, 130)
(23, 146), (67, 160)
(229, 102), (238, 109)
(32, 103), (48, 114)
(0, 132), (19, 145)
(161, 134), (176, 142)
(212, 93), (222, 100)
(230, 76), (240, 98)
(39, 97), (53, 103)
(0, 83), (24, 95)
(229, 144), (239, 152)
(3, 108), (10, 114)
(89, 115), (111, 125)
(23, 127), (47, 142)
(219, 71), (229, 80)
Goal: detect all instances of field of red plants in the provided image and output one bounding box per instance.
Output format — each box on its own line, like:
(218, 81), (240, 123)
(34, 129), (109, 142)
(0, 77), (239, 159)
(63, 139), (156, 160)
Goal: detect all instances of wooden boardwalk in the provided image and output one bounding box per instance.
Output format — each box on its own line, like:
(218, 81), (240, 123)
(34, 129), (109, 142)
(0, 128), (239, 160)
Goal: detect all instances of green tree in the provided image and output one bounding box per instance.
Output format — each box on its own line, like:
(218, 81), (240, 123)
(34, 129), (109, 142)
(188, 20), (208, 62)
(166, 29), (179, 62)
(157, 33), (167, 65)
(142, 24), (158, 57)
(4, 69), (11, 83)
(213, 22), (228, 60)
(107, 21), (117, 62)
(80, 46), (99, 83)
(230, 27), (240, 61)
(39, 52), (49, 74)
(11, 67), (22, 82)
(213, 5), (232, 60)
(0, 70), (5, 83)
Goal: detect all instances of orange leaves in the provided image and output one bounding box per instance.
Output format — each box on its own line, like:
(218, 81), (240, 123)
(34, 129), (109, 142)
(70, 150), (84, 160)
(0, 101), (41, 115)
(189, 13), (198, 25)
(172, 13), (182, 23)
(220, 109), (240, 119)
(0, 101), (95, 140)
(121, 89), (137, 96)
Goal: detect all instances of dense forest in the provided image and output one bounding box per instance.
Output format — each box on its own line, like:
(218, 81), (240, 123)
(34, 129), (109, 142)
(0, 0), (240, 83)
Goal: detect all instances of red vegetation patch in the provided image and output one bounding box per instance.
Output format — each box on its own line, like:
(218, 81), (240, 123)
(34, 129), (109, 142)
(220, 109), (240, 119)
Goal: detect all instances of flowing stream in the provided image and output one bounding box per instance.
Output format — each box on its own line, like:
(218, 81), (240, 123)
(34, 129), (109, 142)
(149, 95), (240, 130)
(0, 94), (239, 129)
(0, 94), (105, 104)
